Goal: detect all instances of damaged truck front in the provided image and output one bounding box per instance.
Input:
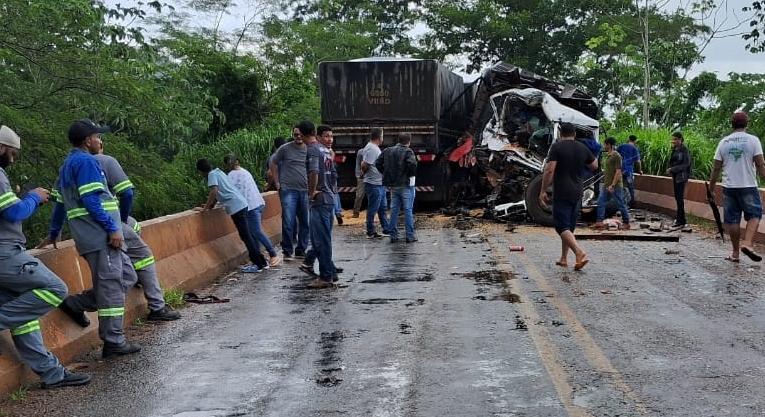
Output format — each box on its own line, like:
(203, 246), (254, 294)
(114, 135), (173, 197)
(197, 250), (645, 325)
(450, 63), (613, 226)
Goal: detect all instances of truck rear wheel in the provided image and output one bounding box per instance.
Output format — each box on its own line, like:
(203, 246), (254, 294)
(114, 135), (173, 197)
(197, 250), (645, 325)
(525, 175), (555, 227)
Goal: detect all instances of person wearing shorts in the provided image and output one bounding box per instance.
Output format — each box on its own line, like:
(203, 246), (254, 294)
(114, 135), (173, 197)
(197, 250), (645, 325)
(709, 111), (765, 263)
(539, 123), (598, 271)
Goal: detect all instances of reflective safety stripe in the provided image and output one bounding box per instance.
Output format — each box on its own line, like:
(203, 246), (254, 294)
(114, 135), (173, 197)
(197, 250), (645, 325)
(133, 256), (155, 271)
(32, 289), (63, 307)
(133, 222), (141, 233)
(0, 191), (20, 209)
(78, 182), (105, 195)
(66, 208), (88, 220)
(102, 200), (119, 211)
(51, 189), (62, 203)
(98, 307), (125, 317)
(67, 200), (120, 219)
(11, 320), (41, 336)
(113, 179), (134, 194)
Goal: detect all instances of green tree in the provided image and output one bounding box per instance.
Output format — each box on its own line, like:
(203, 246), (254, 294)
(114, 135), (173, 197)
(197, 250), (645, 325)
(419, 0), (634, 77)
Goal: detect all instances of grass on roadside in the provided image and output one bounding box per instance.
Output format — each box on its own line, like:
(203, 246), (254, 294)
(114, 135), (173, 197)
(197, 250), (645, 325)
(8, 385), (27, 402)
(164, 288), (186, 310)
(686, 213), (718, 231)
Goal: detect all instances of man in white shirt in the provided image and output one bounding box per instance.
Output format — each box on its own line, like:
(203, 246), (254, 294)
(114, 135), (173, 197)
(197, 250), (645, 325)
(709, 111), (765, 263)
(224, 154), (280, 267)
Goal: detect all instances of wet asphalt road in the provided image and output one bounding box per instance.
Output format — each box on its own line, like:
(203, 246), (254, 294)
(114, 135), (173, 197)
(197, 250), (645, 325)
(3, 213), (765, 417)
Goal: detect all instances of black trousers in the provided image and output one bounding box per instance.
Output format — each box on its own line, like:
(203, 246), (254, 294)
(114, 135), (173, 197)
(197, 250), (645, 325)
(673, 180), (687, 225)
(231, 209), (268, 268)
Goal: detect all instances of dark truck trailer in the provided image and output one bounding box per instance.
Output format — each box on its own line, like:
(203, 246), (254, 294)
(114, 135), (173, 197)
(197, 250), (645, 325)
(318, 58), (471, 203)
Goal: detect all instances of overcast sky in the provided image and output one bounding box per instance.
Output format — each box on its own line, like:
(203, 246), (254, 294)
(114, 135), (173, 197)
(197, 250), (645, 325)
(115, 0), (764, 78)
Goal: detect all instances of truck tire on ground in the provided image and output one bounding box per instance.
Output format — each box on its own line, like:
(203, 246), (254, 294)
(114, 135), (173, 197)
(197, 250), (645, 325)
(525, 175), (555, 227)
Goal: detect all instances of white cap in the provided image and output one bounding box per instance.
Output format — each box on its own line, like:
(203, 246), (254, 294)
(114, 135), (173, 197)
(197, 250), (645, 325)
(0, 126), (21, 150)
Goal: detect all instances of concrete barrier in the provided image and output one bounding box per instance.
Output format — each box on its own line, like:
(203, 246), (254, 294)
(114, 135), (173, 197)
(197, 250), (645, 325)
(0, 192), (281, 395)
(635, 175), (765, 242)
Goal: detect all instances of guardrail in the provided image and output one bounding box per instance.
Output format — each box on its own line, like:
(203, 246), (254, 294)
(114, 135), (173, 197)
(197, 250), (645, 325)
(0, 192), (281, 394)
(635, 175), (765, 241)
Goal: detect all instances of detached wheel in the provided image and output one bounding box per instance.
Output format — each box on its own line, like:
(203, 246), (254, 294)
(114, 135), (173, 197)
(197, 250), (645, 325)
(525, 175), (554, 227)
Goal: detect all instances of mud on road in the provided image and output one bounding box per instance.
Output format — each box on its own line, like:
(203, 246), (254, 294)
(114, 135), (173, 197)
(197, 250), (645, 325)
(2, 212), (765, 417)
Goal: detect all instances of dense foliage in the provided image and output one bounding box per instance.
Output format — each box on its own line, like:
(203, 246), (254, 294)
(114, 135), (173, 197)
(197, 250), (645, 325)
(0, 0), (761, 241)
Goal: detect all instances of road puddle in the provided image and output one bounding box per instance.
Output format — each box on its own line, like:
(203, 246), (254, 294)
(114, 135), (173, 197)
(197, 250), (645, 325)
(360, 273), (434, 283)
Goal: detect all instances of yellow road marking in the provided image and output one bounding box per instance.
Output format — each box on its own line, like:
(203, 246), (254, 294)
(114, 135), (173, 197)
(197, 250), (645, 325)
(486, 225), (649, 415)
(485, 238), (593, 417)
(517, 253), (649, 414)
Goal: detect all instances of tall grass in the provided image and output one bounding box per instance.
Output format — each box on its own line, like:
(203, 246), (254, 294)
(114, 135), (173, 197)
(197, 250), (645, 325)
(609, 128), (718, 180)
(176, 124), (283, 187)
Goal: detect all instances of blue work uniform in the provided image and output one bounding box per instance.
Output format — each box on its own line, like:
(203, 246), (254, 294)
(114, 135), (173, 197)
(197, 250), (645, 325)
(0, 167), (69, 385)
(49, 149), (135, 345)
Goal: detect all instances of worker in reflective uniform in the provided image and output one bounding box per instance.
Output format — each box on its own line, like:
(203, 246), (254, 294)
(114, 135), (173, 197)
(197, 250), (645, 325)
(59, 216), (179, 326)
(0, 125), (90, 388)
(121, 216), (179, 320)
(38, 119), (141, 359)
(93, 142), (134, 223)
(57, 138), (180, 325)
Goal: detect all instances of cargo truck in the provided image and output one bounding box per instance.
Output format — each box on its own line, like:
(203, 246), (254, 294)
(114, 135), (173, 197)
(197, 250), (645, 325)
(318, 58), (472, 204)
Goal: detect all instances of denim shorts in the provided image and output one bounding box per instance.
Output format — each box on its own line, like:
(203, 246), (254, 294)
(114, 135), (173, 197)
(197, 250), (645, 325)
(723, 187), (763, 224)
(553, 198), (580, 234)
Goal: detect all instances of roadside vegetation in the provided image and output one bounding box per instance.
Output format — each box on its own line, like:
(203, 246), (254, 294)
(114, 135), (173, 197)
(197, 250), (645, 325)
(1, 0), (764, 241)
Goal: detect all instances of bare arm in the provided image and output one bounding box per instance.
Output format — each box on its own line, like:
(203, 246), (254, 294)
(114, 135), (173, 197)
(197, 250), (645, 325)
(269, 160), (280, 190)
(541, 161), (556, 190)
(202, 186), (218, 211)
(709, 159), (723, 190)
(539, 161), (556, 207)
(611, 168), (622, 188)
(755, 155), (765, 180)
(361, 160), (370, 175)
(587, 159), (598, 172)
(308, 172), (319, 200)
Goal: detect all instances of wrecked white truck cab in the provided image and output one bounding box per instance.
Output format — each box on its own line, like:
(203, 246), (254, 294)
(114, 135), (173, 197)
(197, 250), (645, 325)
(473, 87), (602, 226)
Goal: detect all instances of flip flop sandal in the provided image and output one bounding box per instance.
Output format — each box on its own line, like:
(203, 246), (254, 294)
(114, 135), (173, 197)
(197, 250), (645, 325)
(725, 256), (740, 263)
(555, 261), (568, 267)
(574, 259), (590, 271)
(741, 247), (762, 262)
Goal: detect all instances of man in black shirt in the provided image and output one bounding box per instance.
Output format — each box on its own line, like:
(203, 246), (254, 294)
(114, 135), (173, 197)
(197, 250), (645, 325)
(539, 123), (598, 271)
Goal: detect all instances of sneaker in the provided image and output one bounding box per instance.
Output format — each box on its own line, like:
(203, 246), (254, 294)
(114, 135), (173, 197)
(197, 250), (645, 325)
(336, 214), (344, 225)
(380, 231), (390, 237)
(406, 238), (419, 243)
(59, 298), (90, 328)
(283, 254), (295, 261)
(240, 265), (261, 273)
(307, 278), (332, 289)
(147, 306), (181, 321)
(262, 264), (271, 271)
(367, 232), (382, 239)
(102, 341), (142, 359)
(334, 266), (344, 274)
(299, 264), (318, 277)
(41, 370), (91, 389)
(671, 220), (686, 228)
(269, 256), (282, 267)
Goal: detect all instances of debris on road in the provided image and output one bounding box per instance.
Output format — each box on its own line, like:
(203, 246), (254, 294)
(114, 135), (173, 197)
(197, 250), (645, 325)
(183, 292), (231, 304)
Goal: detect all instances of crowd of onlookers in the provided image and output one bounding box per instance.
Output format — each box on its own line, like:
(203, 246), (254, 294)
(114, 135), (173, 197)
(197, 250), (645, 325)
(543, 111), (764, 269)
(263, 122), (418, 288)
